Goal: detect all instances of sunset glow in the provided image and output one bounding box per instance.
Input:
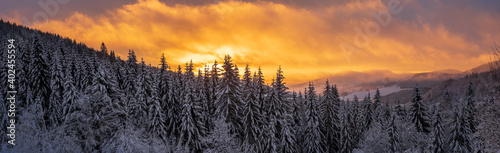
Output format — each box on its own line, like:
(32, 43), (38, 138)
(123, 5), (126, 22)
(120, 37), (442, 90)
(1, 0), (498, 84)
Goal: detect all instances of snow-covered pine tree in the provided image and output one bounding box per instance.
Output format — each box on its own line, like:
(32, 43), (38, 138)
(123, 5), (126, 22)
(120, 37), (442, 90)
(202, 63), (214, 133)
(432, 110), (445, 153)
(464, 82), (477, 133)
(131, 59), (151, 127)
(48, 48), (64, 126)
(256, 67), (266, 114)
(124, 49), (138, 105)
(394, 100), (406, 121)
(340, 114), (353, 153)
(409, 85), (431, 133)
(177, 78), (203, 152)
(30, 34), (51, 125)
(362, 94), (373, 131)
(215, 55), (243, 138)
(148, 83), (167, 144)
(373, 88), (382, 115)
(241, 65), (262, 152)
(280, 114), (296, 153)
(292, 91), (305, 152)
(442, 90), (453, 111)
(166, 65), (184, 137)
(387, 115), (400, 153)
(274, 66), (295, 153)
(351, 95), (363, 146)
(86, 63), (125, 150)
(15, 38), (31, 108)
(62, 67), (80, 122)
(210, 60), (221, 113)
(320, 80), (341, 152)
(448, 110), (472, 153)
(303, 82), (324, 153)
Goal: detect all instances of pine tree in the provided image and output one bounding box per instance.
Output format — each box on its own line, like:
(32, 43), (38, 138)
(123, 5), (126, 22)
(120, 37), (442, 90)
(387, 115), (400, 153)
(100, 42), (108, 55)
(303, 82), (323, 153)
(292, 91), (304, 152)
(373, 88), (382, 111)
(409, 85), (431, 133)
(362, 94), (373, 131)
(30, 35), (51, 125)
(178, 79), (203, 152)
(215, 55), (243, 138)
(320, 80), (341, 152)
(256, 67), (266, 114)
(148, 85), (167, 143)
(87, 65), (125, 150)
(131, 59), (151, 127)
(340, 114), (353, 153)
(448, 111), (472, 153)
(432, 110), (445, 153)
(62, 69), (79, 122)
(241, 65), (262, 151)
(394, 100), (406, 120)
(48, 49), (64, 126)
(281, 115), (296, 153)
(202, 64), (214, 133)
(464, 82), (477, 133)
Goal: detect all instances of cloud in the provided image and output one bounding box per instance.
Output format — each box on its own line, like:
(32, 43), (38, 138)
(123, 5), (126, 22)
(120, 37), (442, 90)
(1, 0), (498, 85)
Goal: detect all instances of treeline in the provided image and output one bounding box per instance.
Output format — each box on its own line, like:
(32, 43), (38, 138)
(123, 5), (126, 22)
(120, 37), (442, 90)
(0, 20), (495, 152)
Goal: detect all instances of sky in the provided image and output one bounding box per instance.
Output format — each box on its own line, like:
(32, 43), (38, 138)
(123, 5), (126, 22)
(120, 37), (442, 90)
(1, 0), (499, 85)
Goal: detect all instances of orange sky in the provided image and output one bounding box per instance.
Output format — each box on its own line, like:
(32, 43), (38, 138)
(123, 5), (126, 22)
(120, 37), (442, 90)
(2, 0), (499, 84)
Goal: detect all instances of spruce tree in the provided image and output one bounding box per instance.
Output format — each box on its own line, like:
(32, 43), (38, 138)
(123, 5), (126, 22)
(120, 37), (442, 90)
(409, 85), (431, 133)
(148, 86), (167, 143)
(303, 82), (323, 153)
(464, 82), (477, 133)
(388, 115), (400, 153)
(131, 60), (151, 127)
(448, 111), (472, 153)
(320, 80), (341, 152)
(30, 35), (51, 125)
(340, 114), (353, 153)
(48, 49), (64, 126)
(362, 95), (373, 131)
(215, 55), (243, 138)
(178, 77), (203, 152)
(432, 110), (445, 153)
(241, 65), (262, 151)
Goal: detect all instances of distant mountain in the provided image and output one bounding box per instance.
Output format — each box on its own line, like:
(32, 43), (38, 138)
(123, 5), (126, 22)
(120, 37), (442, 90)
(462, 62), (491, 74)
(289, 63), (494, 98)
